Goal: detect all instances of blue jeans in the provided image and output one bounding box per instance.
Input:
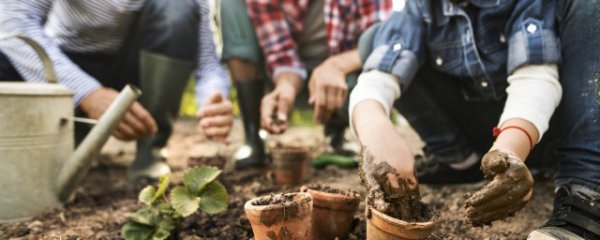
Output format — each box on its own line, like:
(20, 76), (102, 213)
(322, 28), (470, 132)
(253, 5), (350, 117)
(390, 0), (600, 186)
(0, 0), (200, 152)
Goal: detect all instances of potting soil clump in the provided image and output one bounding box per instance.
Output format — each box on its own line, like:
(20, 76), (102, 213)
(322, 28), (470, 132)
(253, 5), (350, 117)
(359, 149), (432, 222)
(252, 193), (295, 206)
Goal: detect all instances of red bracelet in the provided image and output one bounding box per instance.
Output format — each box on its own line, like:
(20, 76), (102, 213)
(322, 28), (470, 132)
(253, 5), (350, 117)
(493, 126), (534, 151)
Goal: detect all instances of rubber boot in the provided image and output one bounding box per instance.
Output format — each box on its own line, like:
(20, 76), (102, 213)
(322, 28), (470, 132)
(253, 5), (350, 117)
(129, 51), (195, 181)
(234, 80), (266, 169)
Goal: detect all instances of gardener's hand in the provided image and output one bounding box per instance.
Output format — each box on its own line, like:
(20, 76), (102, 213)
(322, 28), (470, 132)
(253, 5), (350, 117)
(197, 92), (233, 144)
(80, 87), (157, 141)
(309, 60), (348, 124)
(464, 149), (533, 226)
(260, 72), (302, 134)
(354, 101), (419, 218)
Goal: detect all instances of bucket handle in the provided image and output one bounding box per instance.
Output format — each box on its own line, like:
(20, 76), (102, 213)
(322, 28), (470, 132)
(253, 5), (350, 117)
(0, 34), (58, 83)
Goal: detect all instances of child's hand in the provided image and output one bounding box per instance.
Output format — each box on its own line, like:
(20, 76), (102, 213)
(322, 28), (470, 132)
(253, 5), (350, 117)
(464, 150), (533, 226)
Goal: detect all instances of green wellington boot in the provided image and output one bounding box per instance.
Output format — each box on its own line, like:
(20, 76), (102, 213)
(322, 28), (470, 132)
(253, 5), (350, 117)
(128, 51), (195, 181)
(233, 80), (267, 169)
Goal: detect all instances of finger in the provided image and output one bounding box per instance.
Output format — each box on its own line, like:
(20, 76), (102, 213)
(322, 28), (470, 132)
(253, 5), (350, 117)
(322, 87), (336, 122)
(123, 112), (150, 136)
(200, 115), (233, 128)
(199, 102), (234, 118)
(465, 179), (511, 207)
(260, 96), (276, 132)
(276, 95), (291, 121)
(204, 126), (231, 138)
(130, 102), (157, 135)
(468, 199), (529, 226)
(112, 130), (126, 141)
(115, 122), (137, 141)
(465, 190), (528, 217)
(467, 208), (510, 226)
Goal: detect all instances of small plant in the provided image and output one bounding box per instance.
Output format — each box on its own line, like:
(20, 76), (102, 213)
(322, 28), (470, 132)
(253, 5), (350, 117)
(121, 166), (228, 240)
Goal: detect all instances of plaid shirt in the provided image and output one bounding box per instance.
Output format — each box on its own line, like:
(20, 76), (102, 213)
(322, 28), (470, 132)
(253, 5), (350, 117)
(247, 0), (393, 80)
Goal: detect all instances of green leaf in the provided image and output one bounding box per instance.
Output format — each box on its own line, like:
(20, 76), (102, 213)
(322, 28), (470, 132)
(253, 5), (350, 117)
(183, 166), (221, 195)
(128, 208), (160, 226)
(153, 173), (171, 202)
(138, 186), (156, 206)
(151, 217), (176, 240)
(121, 222), (154, 240)
(199, 181), (229, 214)
(170, 186), (200, 217)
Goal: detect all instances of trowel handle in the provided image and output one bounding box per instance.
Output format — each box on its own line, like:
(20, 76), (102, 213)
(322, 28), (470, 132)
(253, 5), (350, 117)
(57, 85), (142, 201)
(0, 34), (57, 83)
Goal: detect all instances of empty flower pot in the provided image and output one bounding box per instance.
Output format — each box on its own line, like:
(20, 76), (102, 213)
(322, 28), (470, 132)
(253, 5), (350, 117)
(244, 192), (313, 240)
(365, 206), (435, 240)
(271, 147), (310, 186)
(301, 185), (361, 240)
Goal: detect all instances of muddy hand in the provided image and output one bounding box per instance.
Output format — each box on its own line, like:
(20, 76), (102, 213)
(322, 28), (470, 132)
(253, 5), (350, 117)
(464, 150), (533, 226)
(360, 148), (423, 221)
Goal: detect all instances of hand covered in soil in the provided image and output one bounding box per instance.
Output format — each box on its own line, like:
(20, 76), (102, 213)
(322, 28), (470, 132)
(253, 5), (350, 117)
(80, 87), (157, 141)
(260, 72), (302, 134)
(197, 92), (233, 143)
(308, 61), (348, 124)
(360, 148), (427, 222)
(464, 150), (533, 226)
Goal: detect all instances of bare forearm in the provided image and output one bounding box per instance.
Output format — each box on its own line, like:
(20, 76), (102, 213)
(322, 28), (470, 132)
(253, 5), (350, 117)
(490, 118), (539, 161)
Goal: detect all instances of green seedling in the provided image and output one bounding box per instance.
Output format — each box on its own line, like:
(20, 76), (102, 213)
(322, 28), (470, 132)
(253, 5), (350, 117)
(121, 166), (229, 240)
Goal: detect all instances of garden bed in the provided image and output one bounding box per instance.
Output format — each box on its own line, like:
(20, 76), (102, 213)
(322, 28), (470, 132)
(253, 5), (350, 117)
(0, 120), (554, 239)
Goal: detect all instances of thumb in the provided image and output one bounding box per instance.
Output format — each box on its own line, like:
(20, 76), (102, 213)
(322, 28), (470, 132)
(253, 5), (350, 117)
(205, 92), (223, 105)
(481, 150), (510, 178)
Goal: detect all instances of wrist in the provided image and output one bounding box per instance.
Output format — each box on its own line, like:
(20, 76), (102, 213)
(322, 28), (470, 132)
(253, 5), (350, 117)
(274, 72), (302, 95)
(324, 50), (361, 74)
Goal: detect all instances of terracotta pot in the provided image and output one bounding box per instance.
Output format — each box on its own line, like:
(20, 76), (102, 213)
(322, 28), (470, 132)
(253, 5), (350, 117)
(301, 185), (360, 240)
(365, 206), (435, 240)
(271, 147), (310, 185)
(245, 192), (313, 240)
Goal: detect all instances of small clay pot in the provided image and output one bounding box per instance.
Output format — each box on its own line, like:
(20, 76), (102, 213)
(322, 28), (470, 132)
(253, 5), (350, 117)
(301, 185), (360, 240)
(365, 206), (435, 240)
(271, 147), (310, 185)
(245, 192), (313, 240)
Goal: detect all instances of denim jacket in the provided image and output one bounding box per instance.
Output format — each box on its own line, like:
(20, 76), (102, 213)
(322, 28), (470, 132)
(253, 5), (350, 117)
(363, 0), (560, 101)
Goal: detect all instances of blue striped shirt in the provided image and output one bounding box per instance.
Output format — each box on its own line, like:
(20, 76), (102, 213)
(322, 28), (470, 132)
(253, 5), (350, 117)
(0, 0), (229, 107)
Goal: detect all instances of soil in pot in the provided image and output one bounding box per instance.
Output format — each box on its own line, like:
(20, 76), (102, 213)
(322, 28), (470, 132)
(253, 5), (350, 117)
(359, 149), (435, 240)
(301, 184), (361, 240)
(270, 143), (311, 186)
(244, 192), (313, 240)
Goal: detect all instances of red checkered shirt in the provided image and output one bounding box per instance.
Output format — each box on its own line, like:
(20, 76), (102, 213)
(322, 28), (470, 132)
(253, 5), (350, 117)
(247, 0), (393, 79)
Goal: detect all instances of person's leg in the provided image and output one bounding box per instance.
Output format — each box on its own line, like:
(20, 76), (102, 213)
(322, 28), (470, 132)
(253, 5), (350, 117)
(393, 65), (507, 183)
(530, 1), (600, 238)
(111, 0), (200, 179)
(221, 0), (267, 169)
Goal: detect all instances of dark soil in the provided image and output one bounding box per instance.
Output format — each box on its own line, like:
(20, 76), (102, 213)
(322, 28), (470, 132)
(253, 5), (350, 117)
(0, 120), (555, 240)
(302, 184), (360, 198)
(251, 193), (295, 206)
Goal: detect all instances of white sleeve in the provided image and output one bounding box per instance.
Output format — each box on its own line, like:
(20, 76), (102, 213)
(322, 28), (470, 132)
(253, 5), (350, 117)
(499, 64), (561, 142)
(0, 0), (101, 106)
(348, 70), (401, 136)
